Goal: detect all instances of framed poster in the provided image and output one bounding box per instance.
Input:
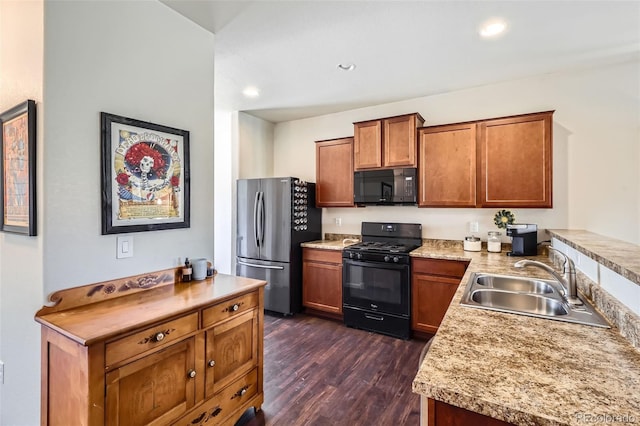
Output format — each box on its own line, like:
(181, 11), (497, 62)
(101, 112), (190, 234)
(0, 100), (37, 236)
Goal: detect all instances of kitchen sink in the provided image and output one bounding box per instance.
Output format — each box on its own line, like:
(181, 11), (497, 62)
(475, 274), (558, 295)
(470, 289), (569, 316)
(460, 272), (610, 328)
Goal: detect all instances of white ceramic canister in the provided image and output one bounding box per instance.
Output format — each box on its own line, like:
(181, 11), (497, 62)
(487, 231), (502, 253)
(463, 236), (481, 252)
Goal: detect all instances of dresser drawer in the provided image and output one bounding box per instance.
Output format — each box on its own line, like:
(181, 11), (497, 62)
(172, 368), (259, 426)
(202, 291), (258, 328)
(105, 312), (198, 367)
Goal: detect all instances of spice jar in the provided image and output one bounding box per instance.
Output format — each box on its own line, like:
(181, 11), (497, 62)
(487, 231), (502, 253)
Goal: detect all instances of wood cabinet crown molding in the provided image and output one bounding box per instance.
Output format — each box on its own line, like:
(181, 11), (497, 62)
(36, 270), (266, 426)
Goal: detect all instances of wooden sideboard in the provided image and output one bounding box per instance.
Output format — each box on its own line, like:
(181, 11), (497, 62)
(35, 269), (266, 426)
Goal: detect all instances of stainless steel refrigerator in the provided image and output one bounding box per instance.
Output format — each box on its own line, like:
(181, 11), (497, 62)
(236, 177), (321, 315)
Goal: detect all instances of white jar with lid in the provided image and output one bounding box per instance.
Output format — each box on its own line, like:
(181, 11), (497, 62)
(463, 236), (481, 252)
(487, 231), (502, 253)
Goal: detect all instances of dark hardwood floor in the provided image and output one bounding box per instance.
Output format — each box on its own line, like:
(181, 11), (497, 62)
(241, 312), (427, 426)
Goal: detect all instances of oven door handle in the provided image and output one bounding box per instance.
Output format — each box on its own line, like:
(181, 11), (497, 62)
(365, 314), (385, 321)
(343, 259), (409, 271)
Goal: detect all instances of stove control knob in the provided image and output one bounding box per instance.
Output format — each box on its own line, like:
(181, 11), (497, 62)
(393, 256), (400, 263)
(384, 255), (390, 262)
(349, 252), (355, 259)
(356, 253), (363, 260)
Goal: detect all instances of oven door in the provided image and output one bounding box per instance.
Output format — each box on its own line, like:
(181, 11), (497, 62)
(342, 258), (410, 316)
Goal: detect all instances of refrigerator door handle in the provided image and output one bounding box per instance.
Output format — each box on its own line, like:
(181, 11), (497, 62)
(253, 191), (260, 248)
(237, 260), (285, 270)
(259, 191), (266, 247)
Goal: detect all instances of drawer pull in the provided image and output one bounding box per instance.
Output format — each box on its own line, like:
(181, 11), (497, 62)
(208, 359), (216, 367)
(230, 303), (240, 312)
(187, 369), (197, 379)
(154, 332), (165, 342)
(232, 385), (249, 399)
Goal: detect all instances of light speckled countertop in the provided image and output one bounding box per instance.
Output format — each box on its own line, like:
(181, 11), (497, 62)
(302, 237), (640, 424)
(410, 248), (640, 425)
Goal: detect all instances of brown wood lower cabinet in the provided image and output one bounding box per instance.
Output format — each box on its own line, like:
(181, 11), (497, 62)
(302, 248), (343, 318)
(36, 270), (266, 426)
(426, 398), (514, 426)
(411, 257), (468, 335)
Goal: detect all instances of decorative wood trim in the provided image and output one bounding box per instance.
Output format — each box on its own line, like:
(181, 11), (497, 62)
(37, 267), (179, 315)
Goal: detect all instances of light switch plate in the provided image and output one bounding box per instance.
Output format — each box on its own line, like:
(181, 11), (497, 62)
(117, 236), (134, 259)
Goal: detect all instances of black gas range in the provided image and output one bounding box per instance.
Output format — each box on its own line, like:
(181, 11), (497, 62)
(342, 222), (422, 339)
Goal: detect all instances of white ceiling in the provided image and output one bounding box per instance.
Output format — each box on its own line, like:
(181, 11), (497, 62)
(161, 0), (640, 123)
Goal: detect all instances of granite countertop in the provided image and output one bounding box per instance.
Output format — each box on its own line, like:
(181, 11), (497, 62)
(411, 249), (640, 425)
(301, 239), (359, 250)
(301, 236), (640, 424)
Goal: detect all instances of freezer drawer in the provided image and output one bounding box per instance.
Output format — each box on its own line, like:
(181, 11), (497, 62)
(236, 257), (296, 315)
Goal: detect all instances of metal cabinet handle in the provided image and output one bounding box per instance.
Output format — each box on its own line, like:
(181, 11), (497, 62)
(208, 360), (216, 367)
(187, 369), (196, 379)
(154, 332), (165, 342)
(231, 303), (239, 312)
(239, 388), (247, 396)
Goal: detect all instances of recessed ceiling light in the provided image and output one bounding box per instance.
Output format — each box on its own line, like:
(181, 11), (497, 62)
(242, 86), (260, 98)
(337, 63), (356, 71)
(480, 19), (507, 38)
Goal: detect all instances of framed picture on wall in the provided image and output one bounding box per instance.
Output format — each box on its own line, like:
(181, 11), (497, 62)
(0, 99), (37, 236)
(100, 112), (190, 234)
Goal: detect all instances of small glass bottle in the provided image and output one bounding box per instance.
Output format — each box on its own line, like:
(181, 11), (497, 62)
(487, 231), (502, 253)
(182, 258), (192, 282)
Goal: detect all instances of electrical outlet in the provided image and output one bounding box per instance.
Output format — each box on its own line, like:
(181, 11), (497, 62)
(335, 218), (342, 227)
(0, 360), (4, 384)
(469, 221), (479, 233)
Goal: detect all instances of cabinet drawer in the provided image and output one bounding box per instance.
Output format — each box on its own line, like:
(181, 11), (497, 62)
(303, 248), (342, 264)
(105, 312), (198, 367)
(411, 258), (468, 278)
(172, 369), (259, 426)
(202, 291), (258, 328)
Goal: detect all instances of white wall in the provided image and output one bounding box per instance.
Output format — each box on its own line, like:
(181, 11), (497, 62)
(0, 1), (44, 424)
(43, 0), (215, 293)
(273, 59), (639, 245)
(0, 1), (215, 424)
(238, 111), (274, 179)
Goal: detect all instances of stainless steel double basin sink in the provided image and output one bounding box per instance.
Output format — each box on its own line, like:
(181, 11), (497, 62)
(460, 273), (610, 328)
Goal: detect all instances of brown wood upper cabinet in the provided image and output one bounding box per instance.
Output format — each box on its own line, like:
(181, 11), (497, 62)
(417, 110), (553, 208)
(315, 137), (354, 207)
(353, 113), (424, 170)
(418, 122), (477, 207)
(477, 111), (553, 208)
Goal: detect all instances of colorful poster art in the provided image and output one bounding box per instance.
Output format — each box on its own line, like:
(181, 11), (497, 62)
(0, 100), (36, 236)
(101, 113), (190, 234)
(3, 114), (29, 227)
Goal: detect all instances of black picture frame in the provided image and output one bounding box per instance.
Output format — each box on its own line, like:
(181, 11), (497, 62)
(100, 112), (190, 234)
(0, 100), (37, 236)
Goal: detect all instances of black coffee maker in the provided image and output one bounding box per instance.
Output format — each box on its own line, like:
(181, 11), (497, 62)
(506, 224), (538, 256)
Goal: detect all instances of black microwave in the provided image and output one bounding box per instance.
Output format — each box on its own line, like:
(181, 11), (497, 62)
(353, 168), (417, 205)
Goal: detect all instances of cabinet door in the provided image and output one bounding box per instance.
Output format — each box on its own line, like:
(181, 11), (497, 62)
(418, 123), (477, 207)
(383, 114), (422, 168)
(315, 137), (354, 207)
(302, 249), (343, 314)
(354, 119), (382, 170)
(428, 398), (513, 426)
(105, 337), (196, 426)
(477, 111), (553, 208)
(412, 273), (461, 334)
(205, 309), (258, 397)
